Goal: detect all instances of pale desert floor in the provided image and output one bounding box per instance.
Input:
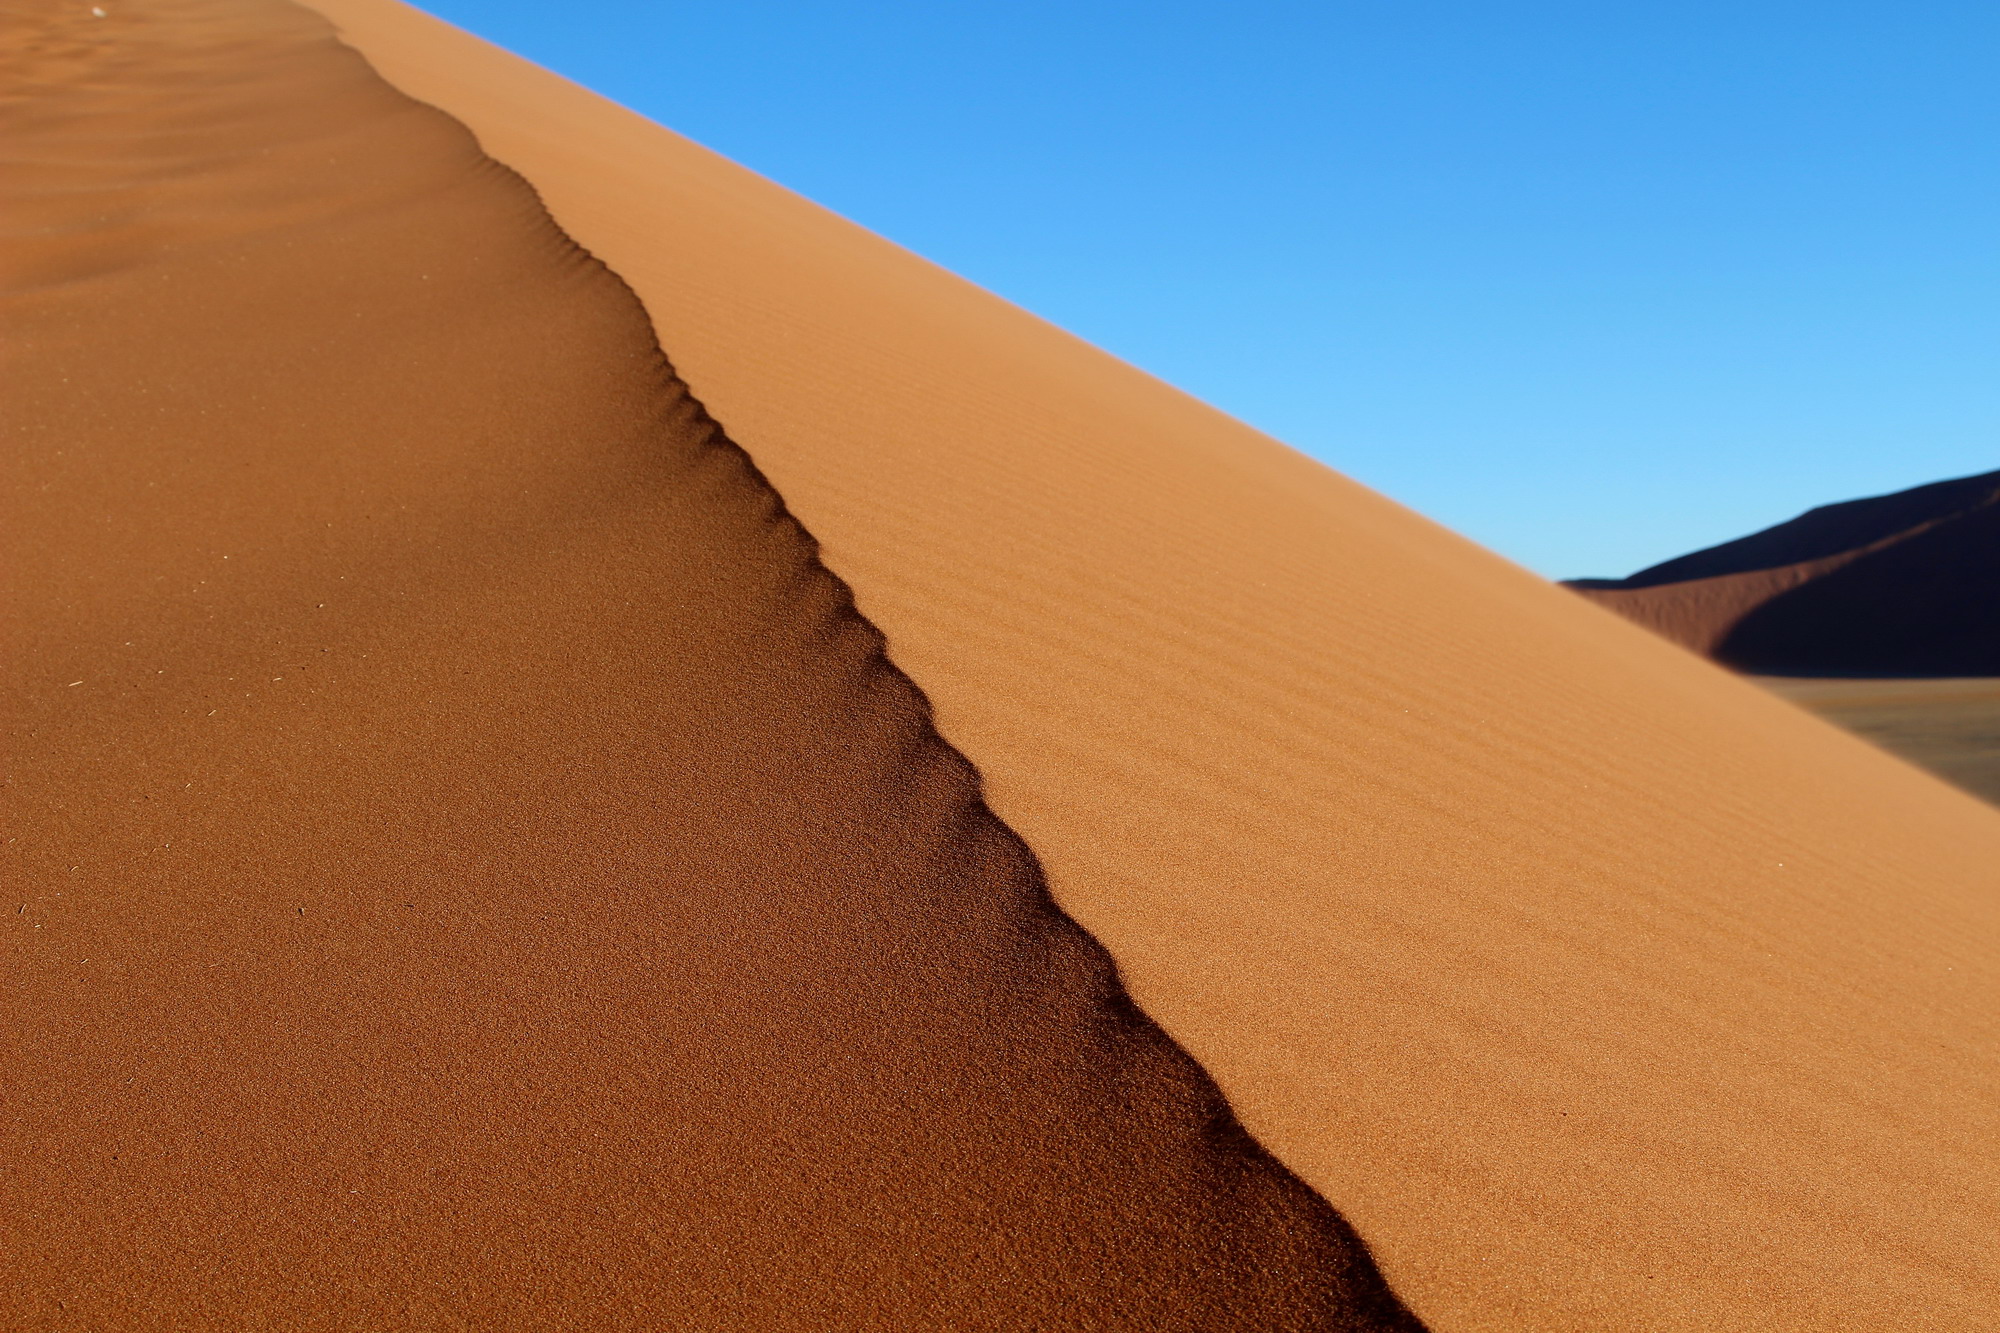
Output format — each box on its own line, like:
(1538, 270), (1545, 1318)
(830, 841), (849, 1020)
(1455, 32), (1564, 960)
(1759, 677), (2000, 806)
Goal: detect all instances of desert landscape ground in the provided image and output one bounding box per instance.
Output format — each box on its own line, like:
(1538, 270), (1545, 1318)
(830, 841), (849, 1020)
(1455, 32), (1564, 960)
(7, 1), (1998, 1330)
(1760, 676), (2000, 806)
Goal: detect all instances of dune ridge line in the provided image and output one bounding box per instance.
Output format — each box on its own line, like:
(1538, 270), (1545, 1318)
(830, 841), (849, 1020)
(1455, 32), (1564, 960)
(2, 0), (1428, 1326)
(290, 2), (2000, 1328)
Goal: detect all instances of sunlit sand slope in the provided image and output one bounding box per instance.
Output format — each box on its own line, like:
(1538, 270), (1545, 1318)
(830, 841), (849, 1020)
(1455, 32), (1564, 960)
(290, 5), (2000, 1329)
(0, 1), (1426, 1327)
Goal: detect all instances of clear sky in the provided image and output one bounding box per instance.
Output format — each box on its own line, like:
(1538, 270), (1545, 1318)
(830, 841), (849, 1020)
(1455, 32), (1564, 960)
(413, 0), (1999, 578)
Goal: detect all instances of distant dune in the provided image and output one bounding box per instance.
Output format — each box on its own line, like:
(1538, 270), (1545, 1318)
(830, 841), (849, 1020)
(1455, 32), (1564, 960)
(1570, 470), (2000, 674)
(9, 0), (2000, 1330)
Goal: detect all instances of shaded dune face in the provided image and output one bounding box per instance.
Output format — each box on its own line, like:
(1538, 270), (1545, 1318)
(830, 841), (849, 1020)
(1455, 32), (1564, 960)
(1569, 471), (2000, 673)
(1719, 503), (2000, 674)
(0, 1), (1425, 1328)
(271, 6), (2000, 1327)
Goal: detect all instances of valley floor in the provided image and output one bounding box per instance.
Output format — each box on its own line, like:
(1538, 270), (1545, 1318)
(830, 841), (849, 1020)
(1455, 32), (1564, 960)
(1758, 677), (2000, 807)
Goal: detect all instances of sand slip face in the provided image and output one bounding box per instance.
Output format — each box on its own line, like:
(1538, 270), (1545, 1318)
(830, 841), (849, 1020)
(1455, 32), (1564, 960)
(293, 5), (2000, 1330)
(0, 1), (1426, 1327)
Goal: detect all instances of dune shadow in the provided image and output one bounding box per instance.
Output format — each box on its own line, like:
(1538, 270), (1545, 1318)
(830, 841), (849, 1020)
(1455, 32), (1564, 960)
(1716, 504), (2000, 676)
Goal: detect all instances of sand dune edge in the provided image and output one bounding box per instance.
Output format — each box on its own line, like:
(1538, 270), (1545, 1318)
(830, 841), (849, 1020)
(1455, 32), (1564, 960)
(2, 0), (1426, 1326)
(287, 3), (2000, 1330)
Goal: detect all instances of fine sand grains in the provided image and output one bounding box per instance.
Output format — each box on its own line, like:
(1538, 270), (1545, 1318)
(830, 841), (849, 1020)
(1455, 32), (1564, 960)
(0, 1), (1424, 1328)
(295, 4), (2000, 1330)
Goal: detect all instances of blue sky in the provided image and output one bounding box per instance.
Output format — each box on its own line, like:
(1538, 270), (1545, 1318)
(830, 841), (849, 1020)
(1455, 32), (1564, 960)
(415, 1), (1999, 578)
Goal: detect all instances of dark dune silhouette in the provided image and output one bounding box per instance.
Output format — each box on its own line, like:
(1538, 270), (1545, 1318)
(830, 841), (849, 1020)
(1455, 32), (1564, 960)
(1569, 470), (2000, 675)
(1, 1), (1423, 1328)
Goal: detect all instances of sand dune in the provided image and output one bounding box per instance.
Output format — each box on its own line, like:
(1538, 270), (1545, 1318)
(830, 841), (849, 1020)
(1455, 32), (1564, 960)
(2, 2), (1421, 1327)
(1571, 470), (2000, 673)
(286, 5), (2000, 1330)
(11, 0), (2000, 1327)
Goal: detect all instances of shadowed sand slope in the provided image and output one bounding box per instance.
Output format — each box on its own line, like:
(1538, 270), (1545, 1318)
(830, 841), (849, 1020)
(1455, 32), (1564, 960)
(1570, 470), (2000, 671)
(293, 5), (2000, 1330)
(0, 2), (1426, 1328)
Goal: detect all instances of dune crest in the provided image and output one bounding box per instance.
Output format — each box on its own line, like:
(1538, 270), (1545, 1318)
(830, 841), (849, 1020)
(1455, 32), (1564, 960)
(2, 1), (1427, 1326)
(292, 3), (2000, 1329)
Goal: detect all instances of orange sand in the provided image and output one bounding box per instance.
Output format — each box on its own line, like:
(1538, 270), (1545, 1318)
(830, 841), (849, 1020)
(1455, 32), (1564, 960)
(295, 3), (2000, 1329)
(2, 1), (1423, 1327)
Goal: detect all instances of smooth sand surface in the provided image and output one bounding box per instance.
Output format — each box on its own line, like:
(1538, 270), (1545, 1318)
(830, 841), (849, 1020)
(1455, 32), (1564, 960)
(1760, 678), (2000, 807)
(2, 2), (1425, 1327)
(288, 4), (2000, 1329)
(1572, 470), (2000, 673)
